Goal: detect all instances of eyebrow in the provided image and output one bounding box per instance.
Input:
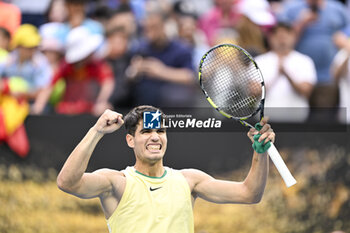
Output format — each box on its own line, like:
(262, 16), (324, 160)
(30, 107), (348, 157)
(139, 127), (166, 133)
(140, 128), (151, 133)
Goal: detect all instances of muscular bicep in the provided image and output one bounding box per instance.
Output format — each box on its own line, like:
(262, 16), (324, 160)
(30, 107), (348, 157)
(185, 169), (254, 204)
(59, 169), (116, 199)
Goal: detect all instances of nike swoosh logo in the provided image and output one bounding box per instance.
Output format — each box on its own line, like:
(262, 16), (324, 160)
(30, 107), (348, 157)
(150, 186), (162, 191)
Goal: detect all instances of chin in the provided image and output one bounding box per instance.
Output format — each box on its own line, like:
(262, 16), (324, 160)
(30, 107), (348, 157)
(145, 152), (165, 162)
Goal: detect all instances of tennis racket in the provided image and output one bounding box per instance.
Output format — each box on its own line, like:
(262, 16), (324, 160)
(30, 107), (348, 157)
(198, 43), (297, 188)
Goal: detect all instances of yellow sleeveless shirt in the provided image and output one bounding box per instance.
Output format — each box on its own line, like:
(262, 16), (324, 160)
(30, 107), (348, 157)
(106, 166), (194, 233)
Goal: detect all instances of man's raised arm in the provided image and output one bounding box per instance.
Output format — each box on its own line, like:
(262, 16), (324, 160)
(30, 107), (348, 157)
(57, 109), (124, 198)
(183, 119), (273, 204)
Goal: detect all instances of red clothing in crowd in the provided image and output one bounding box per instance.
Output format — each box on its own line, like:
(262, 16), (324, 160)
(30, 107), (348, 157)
(51, 59), (113, 114)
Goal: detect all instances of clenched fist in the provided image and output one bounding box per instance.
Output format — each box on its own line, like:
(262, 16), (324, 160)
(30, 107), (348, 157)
(93, 109), (124, 134)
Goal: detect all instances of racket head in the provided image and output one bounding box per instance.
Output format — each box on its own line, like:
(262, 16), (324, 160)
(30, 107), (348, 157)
(199, 44), (265, 122)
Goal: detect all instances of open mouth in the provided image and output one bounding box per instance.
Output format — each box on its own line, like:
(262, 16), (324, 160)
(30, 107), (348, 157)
(146, 144), (162, 152)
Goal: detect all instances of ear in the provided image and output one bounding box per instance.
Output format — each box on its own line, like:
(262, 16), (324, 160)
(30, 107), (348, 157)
(126, 134), (135, 148)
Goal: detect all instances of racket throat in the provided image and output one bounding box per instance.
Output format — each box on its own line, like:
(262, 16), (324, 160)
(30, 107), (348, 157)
(239, 120), (254, 128)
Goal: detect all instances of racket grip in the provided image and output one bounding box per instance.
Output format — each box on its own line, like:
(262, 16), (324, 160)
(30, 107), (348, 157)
(267, 143), (297, 188)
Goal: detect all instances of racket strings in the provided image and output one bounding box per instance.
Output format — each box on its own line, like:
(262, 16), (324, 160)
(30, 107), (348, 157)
(200, 45), (263, 118)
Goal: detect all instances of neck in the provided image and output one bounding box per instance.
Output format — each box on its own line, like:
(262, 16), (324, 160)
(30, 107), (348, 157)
(134, 160), (165, 177)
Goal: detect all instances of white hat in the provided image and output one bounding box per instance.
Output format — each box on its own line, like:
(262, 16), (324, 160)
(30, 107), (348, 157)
(39, 22), (65, 51)
(239, 0), (275, 26)
(65, 26), (103, 64)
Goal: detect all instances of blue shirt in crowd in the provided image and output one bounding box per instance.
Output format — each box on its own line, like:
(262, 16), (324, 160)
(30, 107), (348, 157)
(280, 0), (349, 83)
(133, 39), (195, 107)
(0, 50), (52, 92)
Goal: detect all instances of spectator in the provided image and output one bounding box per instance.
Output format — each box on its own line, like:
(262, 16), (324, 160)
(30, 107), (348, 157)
(0, 86), (30, 158)
(235, 15), (267, 57)
(0, 24), (53, 111)
(52, 0), (104, 46)
(39, 23), (65, 72)
(39, 35), (64, 73)
(235, 0), (275, 57)
(173, 1), (209, 68)
(39, 0), (67, 62)
(106, 4), (139, 53)
(0, 27), (11, 62)
(255, 22), (317, 122)
(173, 1), (211, 108)
(198, 0), (241, 46)
(105, 26), (134, 108)
(279, 0), (349, 113)
(239, 0), (276, 31)
(34, 26), (114, 116)
(146, 0), (179, 40)
(0, 0), (21, 36)
(126, 9), (196, 107)
(45, 0), (67, 23)
(39, 24), (66, 108)
(0, 24), (51, 157)
(91, 0), (147, 23)
(63, 0), (103, 33)
(90, 5), (113, 29)
(331, 35), (350, 123)
(280, 0), (348, 84)
(334, 24), (350, 50)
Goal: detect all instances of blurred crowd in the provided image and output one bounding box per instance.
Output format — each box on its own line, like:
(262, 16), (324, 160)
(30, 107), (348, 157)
(0, 0), (350, 156)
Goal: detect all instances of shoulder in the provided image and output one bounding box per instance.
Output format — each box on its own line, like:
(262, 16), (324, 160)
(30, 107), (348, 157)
(290, 51), (314, 65)
(91, 169), (126, 208)
(171, 39), (190, 48)
(94, 168), (126, 191)
(322, 2), (348, 23)
(180, 169), (214, 193)
(92, 168), (126, 185)
(180, 168), (205, 175)
(93, 168), (125, 179)
(169, 40), (192, 54)
(180, 168), (213, 183)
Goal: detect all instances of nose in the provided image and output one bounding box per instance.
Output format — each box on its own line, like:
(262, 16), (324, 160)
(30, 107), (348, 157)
(150, 131), (160, 141)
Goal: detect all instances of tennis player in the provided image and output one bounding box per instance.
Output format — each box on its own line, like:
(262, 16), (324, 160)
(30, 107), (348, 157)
(57, 105), (275, 233)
